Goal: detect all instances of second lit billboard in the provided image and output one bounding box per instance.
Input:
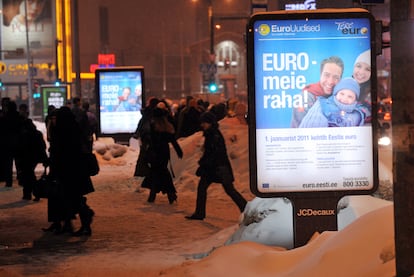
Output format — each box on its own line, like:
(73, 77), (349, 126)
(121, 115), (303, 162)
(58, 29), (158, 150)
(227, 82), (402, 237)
(95, 67), (145, 142)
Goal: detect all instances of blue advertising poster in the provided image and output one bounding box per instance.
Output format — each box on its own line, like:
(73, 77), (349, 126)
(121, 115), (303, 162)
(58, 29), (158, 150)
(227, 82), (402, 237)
(248, 9), (378, 196)
(96, 67), (144, 135)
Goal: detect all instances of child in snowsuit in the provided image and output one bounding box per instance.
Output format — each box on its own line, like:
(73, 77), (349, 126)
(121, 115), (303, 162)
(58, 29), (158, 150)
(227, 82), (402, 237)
(299, 77), (366, 128)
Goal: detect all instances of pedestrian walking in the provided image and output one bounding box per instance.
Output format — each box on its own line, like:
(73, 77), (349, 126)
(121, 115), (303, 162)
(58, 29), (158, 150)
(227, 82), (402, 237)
(15, 113), (48, 201)
(141, 106), (183, 204)
(42, 107), (65, 233)
(133, 97), (160, 178)
(71, 97), (91, 153)
(82, 101), (98, 152)
(0, 99), (21, 187)
(43, 106), (95, 235)
(185, 111), (247, 220)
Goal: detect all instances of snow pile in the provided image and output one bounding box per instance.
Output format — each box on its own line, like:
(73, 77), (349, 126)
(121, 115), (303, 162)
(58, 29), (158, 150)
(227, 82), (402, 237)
(31, 116), (396, 277)
(162, 204), (395, 277)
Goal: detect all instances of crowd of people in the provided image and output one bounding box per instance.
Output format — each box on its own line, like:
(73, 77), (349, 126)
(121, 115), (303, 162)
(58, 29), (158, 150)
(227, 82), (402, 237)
(0, 96), (97, 236)
(133, 96), (248, 219)
(1, 94), (248, 236)
(1, 51), (373, 229)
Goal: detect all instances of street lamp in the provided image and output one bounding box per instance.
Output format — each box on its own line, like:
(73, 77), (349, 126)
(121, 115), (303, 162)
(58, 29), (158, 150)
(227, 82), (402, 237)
(191, 0), (215, 54)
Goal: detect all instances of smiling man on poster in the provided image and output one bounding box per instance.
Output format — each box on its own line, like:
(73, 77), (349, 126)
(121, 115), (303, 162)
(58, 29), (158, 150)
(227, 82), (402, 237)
(290, 55), (344, 128)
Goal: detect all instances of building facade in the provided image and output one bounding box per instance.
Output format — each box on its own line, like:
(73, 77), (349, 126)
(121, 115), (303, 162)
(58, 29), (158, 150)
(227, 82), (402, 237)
(0, 0), (391, 113)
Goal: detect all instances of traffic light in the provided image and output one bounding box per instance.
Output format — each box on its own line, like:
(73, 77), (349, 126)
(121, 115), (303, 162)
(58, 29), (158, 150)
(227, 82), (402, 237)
(375, 20), (390, 55)
(33, 80), (40, 99)
(0, 79), (3, 87)
(208, 82), (218, 93)
(33, 92), (41, 99)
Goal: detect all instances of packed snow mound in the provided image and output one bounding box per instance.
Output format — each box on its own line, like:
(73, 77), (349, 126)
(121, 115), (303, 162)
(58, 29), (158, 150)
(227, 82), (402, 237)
(226, 195), (392, 250)
(163, 205), (395, 277)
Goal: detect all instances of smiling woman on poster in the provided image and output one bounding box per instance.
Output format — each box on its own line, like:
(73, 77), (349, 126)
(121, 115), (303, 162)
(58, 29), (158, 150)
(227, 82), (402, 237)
(352, 49), (372, 123)
(2, 0), (53, 59)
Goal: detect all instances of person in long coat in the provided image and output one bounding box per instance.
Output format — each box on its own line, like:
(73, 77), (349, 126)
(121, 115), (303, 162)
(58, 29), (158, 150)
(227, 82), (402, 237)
(15, 117), (48, 200)
(141, 106), (183, 204)
(133, 97), (159, 178)
(186, 111), (247, 220)
(44, 106), (95, 235)
(0, 99), (21, 187)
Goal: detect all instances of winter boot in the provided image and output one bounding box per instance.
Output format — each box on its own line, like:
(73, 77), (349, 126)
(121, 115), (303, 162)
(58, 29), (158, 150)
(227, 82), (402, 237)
(73, 197), (95, 236)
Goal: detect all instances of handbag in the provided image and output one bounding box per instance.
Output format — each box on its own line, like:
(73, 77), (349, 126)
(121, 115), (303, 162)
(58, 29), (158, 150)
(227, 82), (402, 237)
(85, 152), (100, 176)
(33, 167), (62, 199)
(134, 147), (150, 177)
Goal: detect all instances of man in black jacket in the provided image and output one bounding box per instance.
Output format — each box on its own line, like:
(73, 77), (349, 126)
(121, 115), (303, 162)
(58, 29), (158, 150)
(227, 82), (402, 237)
(185, 111), (247, 220)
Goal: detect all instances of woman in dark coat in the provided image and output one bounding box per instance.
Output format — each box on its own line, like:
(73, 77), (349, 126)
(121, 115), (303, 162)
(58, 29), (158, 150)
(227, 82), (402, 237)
(0, 99), (20, 187)
(133, 97), (159, 178)
(141, 106), (183, 204)
(186, 111), (247, 220)
(15, 117), (48, 200)
(44, 106), (95, 235)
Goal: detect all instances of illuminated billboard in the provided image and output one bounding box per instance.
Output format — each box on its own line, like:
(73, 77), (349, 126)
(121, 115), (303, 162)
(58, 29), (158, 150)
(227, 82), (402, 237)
(1, 0), (55, 83)
(2, 0), (53, 59)
(247, 9), (378, 197)
(95, 67), (145, 141)
(41, 85), (67, 119)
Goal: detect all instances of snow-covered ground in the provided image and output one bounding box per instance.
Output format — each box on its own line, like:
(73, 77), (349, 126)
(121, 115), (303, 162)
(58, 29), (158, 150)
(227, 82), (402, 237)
(0, 117), (396, 276)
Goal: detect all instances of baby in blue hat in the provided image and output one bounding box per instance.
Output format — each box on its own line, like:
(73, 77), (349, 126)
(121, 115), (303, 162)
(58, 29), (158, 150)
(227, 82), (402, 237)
(299, 77), (366, 128)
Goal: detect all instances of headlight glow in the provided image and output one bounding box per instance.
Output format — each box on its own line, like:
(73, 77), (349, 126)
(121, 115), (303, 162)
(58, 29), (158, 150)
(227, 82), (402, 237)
(378, 136), (391, 146)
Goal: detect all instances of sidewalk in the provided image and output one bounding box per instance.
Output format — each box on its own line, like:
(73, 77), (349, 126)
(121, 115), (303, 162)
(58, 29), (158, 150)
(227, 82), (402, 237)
(0, 162), (249, 277)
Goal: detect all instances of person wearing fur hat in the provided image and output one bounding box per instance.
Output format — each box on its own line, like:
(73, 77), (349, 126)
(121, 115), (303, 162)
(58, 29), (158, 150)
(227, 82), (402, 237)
(141, 106), (183, 204)
(353, 49), (372, 123)
(185, 111), (247, 220)
(299, 77), (366, 128)
(353, 49), (371, 89)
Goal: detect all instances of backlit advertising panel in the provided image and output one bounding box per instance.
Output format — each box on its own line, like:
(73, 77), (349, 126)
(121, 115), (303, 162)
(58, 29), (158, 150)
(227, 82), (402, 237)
(247, 9), (378, 197)
(2, 0), (53, 60)
(0, 0), (55, 83)
(95, 67), (144, 140)
(41, 85), (67, 119)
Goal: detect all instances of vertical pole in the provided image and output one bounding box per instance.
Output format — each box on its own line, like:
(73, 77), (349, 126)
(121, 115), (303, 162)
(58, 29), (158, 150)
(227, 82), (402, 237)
(391, 0), (414, 275)
(180, 21), (185, 92)
(292, 196), (340, 248)
(162, 21), (166, 95)
(72, 0), (81, 97)
(24, 0), (33, 117)
(55, 39), (60, 81)
(208, 1), (214, 55)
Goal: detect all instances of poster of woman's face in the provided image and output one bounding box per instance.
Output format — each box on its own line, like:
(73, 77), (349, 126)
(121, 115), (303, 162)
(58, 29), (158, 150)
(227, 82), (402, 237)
(1, 0), (53, 60)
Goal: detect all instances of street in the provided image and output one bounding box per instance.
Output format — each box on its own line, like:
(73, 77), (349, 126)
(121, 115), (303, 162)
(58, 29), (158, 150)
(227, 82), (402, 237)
(0, 155), (251, 276)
